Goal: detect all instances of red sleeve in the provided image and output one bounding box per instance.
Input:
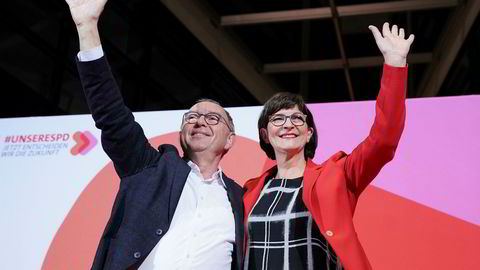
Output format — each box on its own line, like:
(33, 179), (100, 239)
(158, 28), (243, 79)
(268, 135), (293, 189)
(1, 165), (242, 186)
(345, 64), (407, 197)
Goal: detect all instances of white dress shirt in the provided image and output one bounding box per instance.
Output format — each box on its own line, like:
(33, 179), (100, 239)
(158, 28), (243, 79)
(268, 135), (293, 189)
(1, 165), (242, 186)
(139, 161), (235, 270)
(77, 48), (236, 269)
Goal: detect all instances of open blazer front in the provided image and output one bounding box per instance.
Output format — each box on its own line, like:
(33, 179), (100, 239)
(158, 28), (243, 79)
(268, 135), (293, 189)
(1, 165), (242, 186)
(243, 64), (407, 270)
(76, 57), (244, 270)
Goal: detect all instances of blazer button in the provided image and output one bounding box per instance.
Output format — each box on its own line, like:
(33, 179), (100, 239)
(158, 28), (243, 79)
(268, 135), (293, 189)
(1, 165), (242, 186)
(326, 230), (334, 237)
(133, 252), (141, 259)
(156, 229), (163, 236)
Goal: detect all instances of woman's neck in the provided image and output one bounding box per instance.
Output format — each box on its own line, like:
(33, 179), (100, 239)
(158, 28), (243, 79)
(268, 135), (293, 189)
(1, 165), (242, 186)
(274, 151), (307, 179)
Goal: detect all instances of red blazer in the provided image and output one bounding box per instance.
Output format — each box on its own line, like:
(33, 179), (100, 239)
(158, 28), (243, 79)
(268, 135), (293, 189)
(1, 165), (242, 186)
(243, 64), (407, 270)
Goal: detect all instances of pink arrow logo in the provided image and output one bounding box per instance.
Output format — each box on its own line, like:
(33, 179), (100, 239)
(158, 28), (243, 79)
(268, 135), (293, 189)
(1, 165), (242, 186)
(71, 131), (97, 155)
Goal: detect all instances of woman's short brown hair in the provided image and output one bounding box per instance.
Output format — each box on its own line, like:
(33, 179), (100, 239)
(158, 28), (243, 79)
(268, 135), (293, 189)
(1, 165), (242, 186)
(258, 92), (318, 160)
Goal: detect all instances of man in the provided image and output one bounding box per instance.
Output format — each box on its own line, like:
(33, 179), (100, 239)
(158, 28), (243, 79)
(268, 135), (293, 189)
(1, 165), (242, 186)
(64, 0), (244, 269)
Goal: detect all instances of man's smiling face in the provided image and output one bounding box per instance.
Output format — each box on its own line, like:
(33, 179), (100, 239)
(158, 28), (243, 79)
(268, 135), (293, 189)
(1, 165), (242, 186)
(180, 101), (234, 158)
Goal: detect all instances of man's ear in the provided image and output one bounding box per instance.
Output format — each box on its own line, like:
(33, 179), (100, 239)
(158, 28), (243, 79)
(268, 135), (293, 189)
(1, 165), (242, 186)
(224, 132), (236, 151)
(260, 128), (270, 144)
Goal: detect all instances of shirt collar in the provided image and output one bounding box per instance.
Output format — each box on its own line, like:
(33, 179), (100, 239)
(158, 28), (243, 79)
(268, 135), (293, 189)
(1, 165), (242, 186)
(187, 160), (227, 188)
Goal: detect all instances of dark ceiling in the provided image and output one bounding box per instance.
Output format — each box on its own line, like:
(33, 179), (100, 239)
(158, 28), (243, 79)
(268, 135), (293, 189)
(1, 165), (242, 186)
(1, 0), (479, 118)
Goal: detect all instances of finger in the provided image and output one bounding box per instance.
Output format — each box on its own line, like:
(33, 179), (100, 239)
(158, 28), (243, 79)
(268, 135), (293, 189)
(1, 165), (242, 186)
(368, 25), (383, 41)
(407, 34), (415, 45)
(399, 28), (405, 39)
(382, 22), (391, 38)
(392, 24), (398, 36)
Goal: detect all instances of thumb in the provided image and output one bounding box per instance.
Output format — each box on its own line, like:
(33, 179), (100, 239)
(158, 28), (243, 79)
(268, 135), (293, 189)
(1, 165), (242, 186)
(368, 25), (383, 42)
(406, 34), (415, 45)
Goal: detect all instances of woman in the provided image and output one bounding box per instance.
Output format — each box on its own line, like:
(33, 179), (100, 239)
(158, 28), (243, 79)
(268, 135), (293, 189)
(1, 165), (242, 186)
(243, 23), (414, 270)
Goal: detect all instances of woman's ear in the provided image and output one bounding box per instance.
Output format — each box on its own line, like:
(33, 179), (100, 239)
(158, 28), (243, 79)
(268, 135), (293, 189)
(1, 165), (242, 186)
(307, 127), (313, 142)
(260, 128), (270, 144)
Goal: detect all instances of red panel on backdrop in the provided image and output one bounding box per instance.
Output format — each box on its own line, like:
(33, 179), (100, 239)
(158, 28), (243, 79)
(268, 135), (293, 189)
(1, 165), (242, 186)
(355, 186), (480, 269)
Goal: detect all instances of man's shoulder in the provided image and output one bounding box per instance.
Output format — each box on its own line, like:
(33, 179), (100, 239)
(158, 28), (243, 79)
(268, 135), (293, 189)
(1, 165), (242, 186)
(222, 175), (243, 194)
(157, 143), (181, 155)
(155, 144), (191, 167)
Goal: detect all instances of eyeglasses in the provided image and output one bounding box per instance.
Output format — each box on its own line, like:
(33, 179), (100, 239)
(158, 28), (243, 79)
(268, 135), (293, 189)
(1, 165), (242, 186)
(183, 111), (233, 131)
(269, 113), (307, 127)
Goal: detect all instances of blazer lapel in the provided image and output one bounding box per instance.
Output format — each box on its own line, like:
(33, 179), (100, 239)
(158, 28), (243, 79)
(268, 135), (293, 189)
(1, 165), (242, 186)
(168, 159), (191, 222)
(302, 159), (325, 230)
(223, 174), (244, 270)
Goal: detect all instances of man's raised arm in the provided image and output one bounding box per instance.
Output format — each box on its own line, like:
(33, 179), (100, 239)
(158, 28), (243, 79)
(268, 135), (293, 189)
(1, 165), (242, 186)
(65, 0), (159, 177)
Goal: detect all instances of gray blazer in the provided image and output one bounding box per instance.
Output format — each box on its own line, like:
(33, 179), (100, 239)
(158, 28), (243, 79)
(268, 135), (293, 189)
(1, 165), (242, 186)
(76, 57), (244, 270)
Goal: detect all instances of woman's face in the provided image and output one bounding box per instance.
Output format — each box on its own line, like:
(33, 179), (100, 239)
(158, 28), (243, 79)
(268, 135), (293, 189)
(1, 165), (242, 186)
(261, 105), (313, 158)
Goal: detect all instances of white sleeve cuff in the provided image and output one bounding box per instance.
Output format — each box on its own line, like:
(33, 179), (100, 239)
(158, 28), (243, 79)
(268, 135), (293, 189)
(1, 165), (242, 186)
(77, 46), (104, 62)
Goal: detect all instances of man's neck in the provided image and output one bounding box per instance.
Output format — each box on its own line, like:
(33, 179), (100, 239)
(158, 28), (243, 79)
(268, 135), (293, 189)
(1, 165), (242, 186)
(188, 153), (222, 180)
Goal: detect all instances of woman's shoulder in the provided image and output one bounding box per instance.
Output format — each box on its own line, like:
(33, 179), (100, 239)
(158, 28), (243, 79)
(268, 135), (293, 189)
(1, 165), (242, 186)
(328, 151), (348, 162)
(243, 176), (261, 189)
(313, 151), (348, 166)
(244, 172), (268, 188)
(243, 165), (276, 191)
(304, 151), (348, 174)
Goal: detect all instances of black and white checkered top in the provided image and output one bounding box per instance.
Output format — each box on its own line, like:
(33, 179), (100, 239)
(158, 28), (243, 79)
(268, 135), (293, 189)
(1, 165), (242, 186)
(245, 177), (343, 270)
